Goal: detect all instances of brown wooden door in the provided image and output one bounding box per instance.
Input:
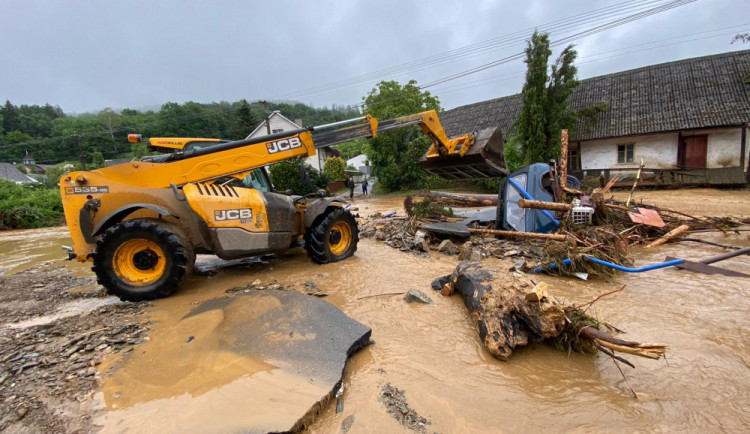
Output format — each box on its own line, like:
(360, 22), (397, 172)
(682, 136), (707, 169)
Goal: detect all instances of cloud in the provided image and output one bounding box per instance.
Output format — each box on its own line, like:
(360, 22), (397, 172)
(0, 0), (746, 113)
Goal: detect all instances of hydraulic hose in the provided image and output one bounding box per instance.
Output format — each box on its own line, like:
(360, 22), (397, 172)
(531, 255), (685, 274)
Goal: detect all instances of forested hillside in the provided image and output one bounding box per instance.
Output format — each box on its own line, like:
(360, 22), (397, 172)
(0, 99), (360, 164)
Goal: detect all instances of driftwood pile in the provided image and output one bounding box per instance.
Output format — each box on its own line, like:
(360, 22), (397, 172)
(358, 186), (749, 277)
(434, 261), (667, 396)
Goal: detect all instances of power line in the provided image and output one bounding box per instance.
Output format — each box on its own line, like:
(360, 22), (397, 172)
(0, 0), (713, 157)
(273, 0), (686, 100)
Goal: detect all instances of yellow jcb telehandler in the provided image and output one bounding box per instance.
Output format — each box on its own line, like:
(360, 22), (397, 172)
(60, 111), (506, 301)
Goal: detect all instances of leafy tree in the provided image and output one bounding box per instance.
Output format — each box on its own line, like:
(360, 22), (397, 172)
(0, 180), (63, 229)
(97, 108), (122, 152)
(324, 156), (347, 182)
(333, 139), (366, 161)
(362, 80), (440, 191)
(91, 151), (105, 169)
(229, 99), (257, 139)
(43, 163), (70, 186)
(5, 130), (32, 144)
(132, 142), (148, 159)
(517, 31), (579, 164)
(1, 100), (19, 133)
(269, 161), (328, 195)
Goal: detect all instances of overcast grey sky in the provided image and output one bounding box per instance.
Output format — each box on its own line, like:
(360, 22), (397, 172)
(1, 0), (747, 114)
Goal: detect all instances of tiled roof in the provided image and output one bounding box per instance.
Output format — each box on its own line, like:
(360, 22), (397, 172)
(0, 163), (35, 183)
(441, 49), (750, 141)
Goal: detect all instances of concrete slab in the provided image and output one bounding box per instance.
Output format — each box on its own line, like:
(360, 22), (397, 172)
(186, 290), (372, 386)
(98, 290), (371, 433)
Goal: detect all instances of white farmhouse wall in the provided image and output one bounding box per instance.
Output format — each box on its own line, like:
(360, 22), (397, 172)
(580, 127), (748, 171)
(580, 133), (678, 170)
(682, 127), (746, 168)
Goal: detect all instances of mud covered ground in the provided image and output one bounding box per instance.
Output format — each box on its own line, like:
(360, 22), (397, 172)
(0, 263), (150, 432)
(0, 188), (749, 433)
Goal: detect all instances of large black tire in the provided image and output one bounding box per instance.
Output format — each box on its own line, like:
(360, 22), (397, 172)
(304, 207), (359, 264)
(92, 220), (193, 301)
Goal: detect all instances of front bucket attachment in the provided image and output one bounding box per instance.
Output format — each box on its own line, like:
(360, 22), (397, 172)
(420, 127), (507, 179)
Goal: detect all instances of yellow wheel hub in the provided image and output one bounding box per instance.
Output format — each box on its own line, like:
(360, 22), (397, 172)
(112, 239), (166, 286)
(328, 221), (352, 256)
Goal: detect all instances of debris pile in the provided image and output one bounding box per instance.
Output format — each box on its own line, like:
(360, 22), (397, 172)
(358, 205), (547, 269)
(227, 279), (328, 297)
(379, 383), (431, 433)
(0, 302), (149, 431)
(0, 266), (100, 324)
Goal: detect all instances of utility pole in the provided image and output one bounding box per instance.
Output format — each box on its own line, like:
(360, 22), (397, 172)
(74, 135), (87, 170)
(259, 100), (271, 135)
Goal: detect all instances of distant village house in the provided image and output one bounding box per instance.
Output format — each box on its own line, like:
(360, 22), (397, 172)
(246, 110), (340, 172)
(441, 50), (750, 185)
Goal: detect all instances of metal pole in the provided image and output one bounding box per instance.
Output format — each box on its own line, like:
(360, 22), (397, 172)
(260, 100), (271, 135)
(75, 135), (87, 170)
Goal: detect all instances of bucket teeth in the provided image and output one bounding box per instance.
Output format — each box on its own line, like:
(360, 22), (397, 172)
(420, 127), (507, 180)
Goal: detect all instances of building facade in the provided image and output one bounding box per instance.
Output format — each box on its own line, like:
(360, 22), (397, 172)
(440, 50), (750, 185)
(247, 111), (337, 172)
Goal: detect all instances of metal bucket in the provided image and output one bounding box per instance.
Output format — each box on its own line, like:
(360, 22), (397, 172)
(420, 127), (507, 179)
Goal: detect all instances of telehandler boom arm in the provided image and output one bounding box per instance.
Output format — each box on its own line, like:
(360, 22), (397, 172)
(93, 110), (483, 189)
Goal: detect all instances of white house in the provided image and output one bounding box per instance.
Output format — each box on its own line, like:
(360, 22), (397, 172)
(247, 111), (338, 172)
(346, 154), (370, 175)
(440, 50), (750, 186)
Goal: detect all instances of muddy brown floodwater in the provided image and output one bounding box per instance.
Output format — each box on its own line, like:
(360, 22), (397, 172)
(1, 189), (749, 432)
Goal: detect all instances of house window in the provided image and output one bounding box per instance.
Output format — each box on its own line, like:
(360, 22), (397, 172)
(617, 144), (634, 163)
(272, 128), (283, 134)
(568, 149), (579, 170)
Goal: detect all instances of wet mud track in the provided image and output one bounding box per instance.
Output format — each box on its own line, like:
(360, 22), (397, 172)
(0, 189), (749, 432)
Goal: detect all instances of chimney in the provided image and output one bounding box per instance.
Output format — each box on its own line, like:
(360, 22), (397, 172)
(294, 118), (303, 127)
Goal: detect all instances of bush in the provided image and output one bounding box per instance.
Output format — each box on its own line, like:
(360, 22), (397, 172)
(269, 161), (329, 195)
(324, 156), (347, 182)
(0, 180), (63, 229)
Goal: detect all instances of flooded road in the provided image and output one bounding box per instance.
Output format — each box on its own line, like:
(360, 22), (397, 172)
(1, 189), (749, 432)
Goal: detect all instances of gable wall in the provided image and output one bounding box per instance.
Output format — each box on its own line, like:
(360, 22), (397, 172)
(579, 127), (747, 170)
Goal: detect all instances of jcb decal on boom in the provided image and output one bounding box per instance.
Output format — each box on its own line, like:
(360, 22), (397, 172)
(215, 208), (253, 223)
(266, 137), (302, 154)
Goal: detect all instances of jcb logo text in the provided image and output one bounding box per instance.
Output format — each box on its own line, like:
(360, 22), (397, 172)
(215, 208), (253, 223)
(266, 137), (302, 154)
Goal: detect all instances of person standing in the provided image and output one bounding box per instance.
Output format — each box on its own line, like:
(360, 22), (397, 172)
(362, 177), (369, 196)
(347, 175), (355, 199)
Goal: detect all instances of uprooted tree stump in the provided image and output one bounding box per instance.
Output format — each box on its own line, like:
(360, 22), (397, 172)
(435, 261), (667, 366)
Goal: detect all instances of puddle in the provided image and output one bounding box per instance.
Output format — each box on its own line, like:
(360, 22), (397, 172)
(5, 296), (122, 329)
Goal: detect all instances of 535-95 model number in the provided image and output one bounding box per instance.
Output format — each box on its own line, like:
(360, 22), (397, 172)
(65, 186), (109, 194)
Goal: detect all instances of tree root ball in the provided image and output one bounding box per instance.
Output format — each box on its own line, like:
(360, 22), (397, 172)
(442, 261), (566, 360)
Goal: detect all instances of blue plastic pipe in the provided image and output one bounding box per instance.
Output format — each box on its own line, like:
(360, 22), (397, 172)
(507, 177), (560, 227)
(532, 255), (686, 274)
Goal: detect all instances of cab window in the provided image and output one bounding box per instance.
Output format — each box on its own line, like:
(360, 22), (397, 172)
(243, 170), (271, 192)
